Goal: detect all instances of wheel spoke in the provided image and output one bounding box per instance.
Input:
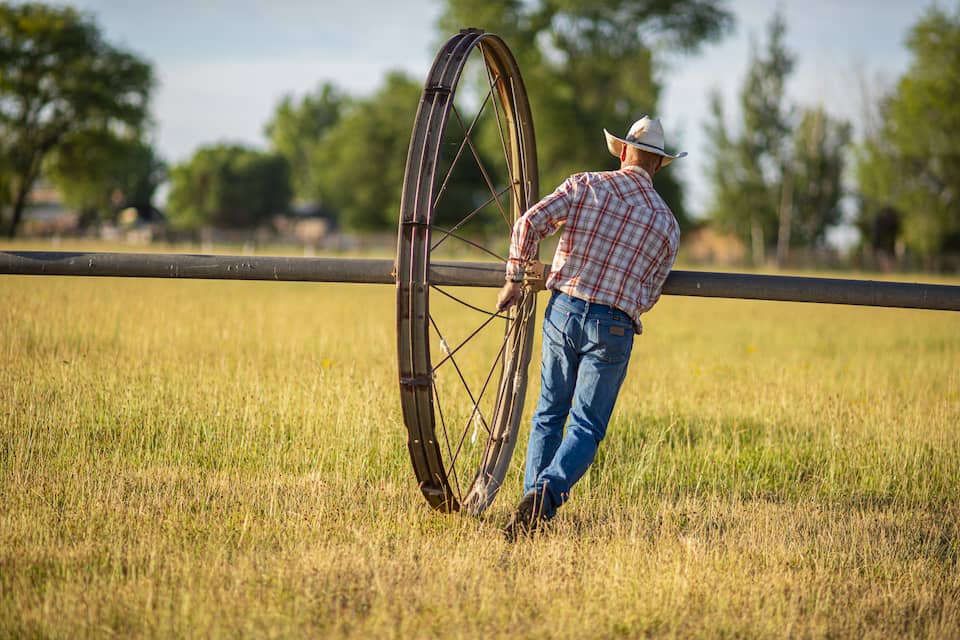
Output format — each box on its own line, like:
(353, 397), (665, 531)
(451, 105), (512, 227)
(433, 87), (496, 211)
(431, 376), (462, 501)
(429, 314), (495, 474)
(428, 315), (491, 440)
(479, 44), (520, 221)
(431, 310), (501, 374)
(480, 46), (511, 165)
(444, 316), (516, 480)
(427, 223), (507, 262)
(508, 76), (532, 214)
(431, 285), (509, 319)
(432, 183), (513, 252)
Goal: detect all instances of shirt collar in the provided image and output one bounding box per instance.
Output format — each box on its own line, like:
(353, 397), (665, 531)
(620, 165), (653, 182)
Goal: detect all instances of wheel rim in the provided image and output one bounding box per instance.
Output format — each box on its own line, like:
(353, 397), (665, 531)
(396, 29), (539, 515)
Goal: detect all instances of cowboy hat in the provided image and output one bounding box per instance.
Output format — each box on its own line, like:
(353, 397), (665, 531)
(603, 116), (687, 167)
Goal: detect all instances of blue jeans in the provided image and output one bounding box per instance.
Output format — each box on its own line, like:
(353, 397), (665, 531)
(523, 291), (634, 518)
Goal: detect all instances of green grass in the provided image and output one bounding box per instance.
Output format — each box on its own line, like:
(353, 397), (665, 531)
(1, 261), (958, 638)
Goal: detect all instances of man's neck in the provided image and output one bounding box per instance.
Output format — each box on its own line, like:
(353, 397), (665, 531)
(620, 164), (653, 180)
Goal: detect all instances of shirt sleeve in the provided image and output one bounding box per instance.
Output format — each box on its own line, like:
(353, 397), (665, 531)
(645, 223), (680, 309)
(505, 176), (577, 281)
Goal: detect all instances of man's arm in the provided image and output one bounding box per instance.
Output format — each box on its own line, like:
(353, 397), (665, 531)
(498, 176), (578, 311)
(646, 230), (680, 310)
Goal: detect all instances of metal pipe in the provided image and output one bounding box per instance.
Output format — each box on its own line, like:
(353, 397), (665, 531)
(0, 250), (397, 284)
(2, 250), (958, 311)
(662, 270), (960, 311)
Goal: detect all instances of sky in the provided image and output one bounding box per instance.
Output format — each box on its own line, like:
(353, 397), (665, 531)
(53, 0), (934, 219)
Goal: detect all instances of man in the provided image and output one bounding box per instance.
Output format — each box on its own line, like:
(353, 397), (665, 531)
(496, 116), (685, 540)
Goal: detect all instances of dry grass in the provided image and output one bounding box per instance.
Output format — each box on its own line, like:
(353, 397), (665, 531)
(1, 254), (958, 638)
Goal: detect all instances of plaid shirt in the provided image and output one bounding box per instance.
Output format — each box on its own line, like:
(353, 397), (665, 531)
(506, 165), (679, 333)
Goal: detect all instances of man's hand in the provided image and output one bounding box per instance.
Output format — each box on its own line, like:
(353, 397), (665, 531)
(497, 281), (523, 312)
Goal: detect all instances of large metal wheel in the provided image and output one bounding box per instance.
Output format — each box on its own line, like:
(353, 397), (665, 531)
(396, 29), (539, 514)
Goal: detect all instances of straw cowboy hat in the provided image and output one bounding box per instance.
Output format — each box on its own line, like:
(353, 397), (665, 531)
(603, 116), (687, 167)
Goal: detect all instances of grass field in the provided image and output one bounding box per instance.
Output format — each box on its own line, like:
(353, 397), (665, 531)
(1, 254), (958, 638)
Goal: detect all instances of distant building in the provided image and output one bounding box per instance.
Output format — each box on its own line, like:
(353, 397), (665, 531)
(21, 179), (79, 235)
(273, 202), (339, 247)
(681, 226), (747, 266)
(22, 179), (168, 241)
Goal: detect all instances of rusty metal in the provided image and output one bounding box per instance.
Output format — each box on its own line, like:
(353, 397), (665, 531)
(522, 260), (547, 291)
(0, 249), (507, 287)
(4, 251), (958, 312)
(0, 251), (396, 283)
(395, 28), (539, 515)
(661, 270), (960, 311)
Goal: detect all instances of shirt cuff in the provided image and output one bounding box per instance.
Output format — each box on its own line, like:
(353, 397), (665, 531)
(505, 259), (525, 282)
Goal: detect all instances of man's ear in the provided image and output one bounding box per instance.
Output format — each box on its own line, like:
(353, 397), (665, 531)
(620, 145), (628, 163)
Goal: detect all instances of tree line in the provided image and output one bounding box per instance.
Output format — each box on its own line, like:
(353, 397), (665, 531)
(2, 1), (959, 267)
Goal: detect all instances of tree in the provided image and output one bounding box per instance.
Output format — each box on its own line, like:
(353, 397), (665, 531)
(788, 107), (851, 248)
(312, 72), (422, 230)
(0, 3), (153, 237)
(705, 12), (852, 265)
(439, 0), (735, 230)
(856, 6), (960, 259)
(704, 10), (794, 264)
(166, 145), (291, 229)
(115, 141), (167, 219)
(265, 83), (347, 205)
(48, 131), (166, 226)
